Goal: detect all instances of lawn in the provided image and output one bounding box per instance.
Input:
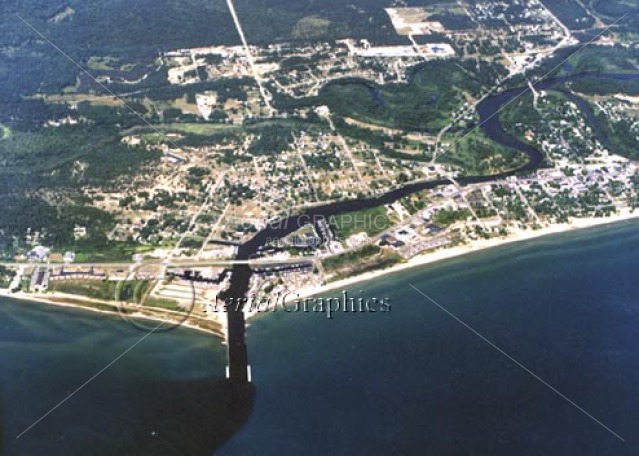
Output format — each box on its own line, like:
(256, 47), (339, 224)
(323, 245), (404, 281)
(0, 124), (10, 140)
(439, 129), (528, 176)
(329, 206), (394, 239)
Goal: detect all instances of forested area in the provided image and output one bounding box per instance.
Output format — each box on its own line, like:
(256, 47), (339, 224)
(590, 0), (639, 32)
(320, 59), (508, 133)
(540, 0), (594, 30)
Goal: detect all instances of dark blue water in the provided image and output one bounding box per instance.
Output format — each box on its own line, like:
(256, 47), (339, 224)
(3, 221), (639, 454)
(221, 220), (639, 455)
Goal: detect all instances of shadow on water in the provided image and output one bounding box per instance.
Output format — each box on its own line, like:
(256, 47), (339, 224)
(0, 400), (3, 454)
(4, 377), (253, 456)
(112, 378), (254, 456)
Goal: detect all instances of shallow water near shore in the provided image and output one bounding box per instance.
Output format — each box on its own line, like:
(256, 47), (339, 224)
(221, 219), (639, 455)
(0, 298), (253, 455)
(1, 220), (639, 455)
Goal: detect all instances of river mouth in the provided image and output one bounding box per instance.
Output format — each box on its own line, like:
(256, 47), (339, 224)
(231, 71), (639, 282)
(2, 71), (636, 454)
(221, 220), (639, 455)
(222, 71), (639, 384)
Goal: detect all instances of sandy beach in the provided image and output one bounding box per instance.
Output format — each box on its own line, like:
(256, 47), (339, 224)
(0, 288), (225, 336)
(291, 209), (639, 301)
(2, 210), (639, 332)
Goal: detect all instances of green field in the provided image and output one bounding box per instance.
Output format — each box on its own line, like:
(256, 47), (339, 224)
(292, 16), (333, 39)
(142, 123), (240, 137)
(127, 118), (318, 141)
(433, 209), (472, 226)
(439, 129), (529, 176)
(329, 206), (394, 239)
(50, 279), (125, 302)
(323, 244), (403, 281)
(0, 125), (10, 141)
(72, 243), (159, 264)
(49, 278), (182, 311)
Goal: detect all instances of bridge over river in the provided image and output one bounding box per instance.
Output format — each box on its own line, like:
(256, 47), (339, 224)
(221, 70), (639, 384)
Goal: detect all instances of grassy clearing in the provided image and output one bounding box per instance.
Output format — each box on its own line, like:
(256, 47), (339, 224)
(439, 129), (528, 176)
(433, 209), (472, 226)
(323, 245), (404, 281)
(0, 124), (11, 140)
(50, 279), (122, 302)
(49, 279), (180, 311)
(127, 118), (317, 138)
(292, 16), (332, 39)
(133, 123), (239, 136)
(50, 279), (159, 304)
(145, 298), (182, 311)
(72, 243), (157, 263)
(329, 206), (394, 240)
(87, 56), (118, 71)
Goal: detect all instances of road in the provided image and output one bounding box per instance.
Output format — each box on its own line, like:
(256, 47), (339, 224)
(327, 115), (371, 193)
(225, 0), (275, 114)
(169, 170), (227, 260)
(0, 255), (316, 272)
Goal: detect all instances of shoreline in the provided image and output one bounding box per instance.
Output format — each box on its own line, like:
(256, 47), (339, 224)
(0, 289), (225, 337)
(2, 210), (639, 330)
(289, 209), (639, 302)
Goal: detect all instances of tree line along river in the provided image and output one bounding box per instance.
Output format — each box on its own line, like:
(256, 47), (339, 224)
(223, 72), (639, 384)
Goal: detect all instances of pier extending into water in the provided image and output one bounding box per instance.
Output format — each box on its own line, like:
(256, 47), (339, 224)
(222, 71), (638, 384)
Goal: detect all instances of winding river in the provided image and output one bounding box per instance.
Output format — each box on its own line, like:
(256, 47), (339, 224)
(223, 72), (639, 384)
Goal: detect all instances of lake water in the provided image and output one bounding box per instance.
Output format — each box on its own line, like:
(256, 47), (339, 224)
(0, 298), (252, 455)
(221, 220), (639, 455)
(2, 220), (639, 455)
